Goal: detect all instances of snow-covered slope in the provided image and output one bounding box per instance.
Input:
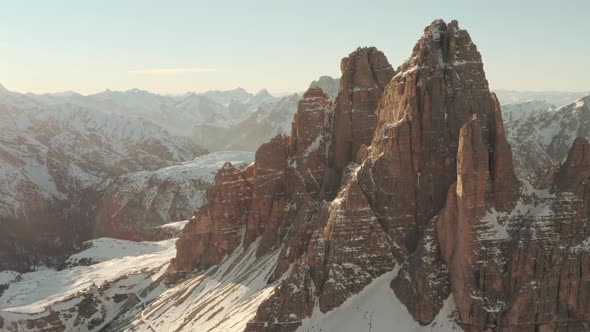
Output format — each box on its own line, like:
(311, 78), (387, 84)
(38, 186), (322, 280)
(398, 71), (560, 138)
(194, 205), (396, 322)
(0, 183), (575, 332)
(1, 83), (296, 151)
(505, 95), (590, 180)
(0, 100), (204, 216)
(0, 226), (281, 332)
(297, 270), (459, 332)
(199, 87), (252, 105)
(88, 151), (254, 240)
(501, 100), (555, 123)
(39, 86), (280, 137)
(0, 87), (208, 271)
(124, 240), (280, 332)
(0, 235), (177, 331)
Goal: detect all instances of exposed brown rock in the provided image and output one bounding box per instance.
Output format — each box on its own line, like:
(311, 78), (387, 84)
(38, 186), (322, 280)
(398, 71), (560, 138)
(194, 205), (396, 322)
(175, 88), (334, 272)
(360, 19), (520, 260)
(245, 263), (314, 332)
(391, 219), (451, 325)
(489, 93), (519, 212)
(318, 176), (396, 312)
(552, 137), (590, 212)
(173, 162), (252, 271)
(435, 118), (506, 329)
(244, 134), (290, 249)
(331, 47), (394, 175)
(174, 19), (590, 332)
(405, 111), (590, 331)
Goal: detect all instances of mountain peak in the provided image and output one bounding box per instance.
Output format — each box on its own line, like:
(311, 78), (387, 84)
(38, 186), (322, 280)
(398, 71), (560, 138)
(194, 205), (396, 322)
(394, 19), (480, 82)
(231, 87), (249, 94)
(254, 89), (271, 97)
(309, 76), (340, 100)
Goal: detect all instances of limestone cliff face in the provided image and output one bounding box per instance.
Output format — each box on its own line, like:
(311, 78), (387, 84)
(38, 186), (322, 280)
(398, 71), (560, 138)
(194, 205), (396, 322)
(174, 19), (590, 332)
(363, 19), (519, 257)
(173, 162), (253, 271)
(552, 137), (590, 213)
(393, 87), (590, 331)
(173, 87), (337, 273)
(331, 47), (394, 176)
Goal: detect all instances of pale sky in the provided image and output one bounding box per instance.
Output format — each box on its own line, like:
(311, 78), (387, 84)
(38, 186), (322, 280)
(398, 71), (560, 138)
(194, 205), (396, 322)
(0, 0), (588, 95)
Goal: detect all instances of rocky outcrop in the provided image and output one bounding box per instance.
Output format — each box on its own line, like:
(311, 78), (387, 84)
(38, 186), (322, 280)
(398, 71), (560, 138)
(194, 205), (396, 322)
(432, 118), (508, 329)
(331, 47), (394, 175)
(317, 173), (396, 312)
(174, 87), (336, 272)
(391, 219), (450, 324)
(552, 137), (590, 211)
(366, 20), (518, 259)
(173, 162), (253, 271)
(393, 96), (590, 331)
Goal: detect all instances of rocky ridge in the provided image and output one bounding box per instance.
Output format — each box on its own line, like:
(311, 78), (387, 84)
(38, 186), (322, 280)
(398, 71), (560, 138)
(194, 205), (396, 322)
(173, 19), (590, 332)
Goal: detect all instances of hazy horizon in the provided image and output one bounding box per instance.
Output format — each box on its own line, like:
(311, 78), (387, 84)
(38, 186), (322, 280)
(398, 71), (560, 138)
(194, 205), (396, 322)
(1, 81), (589, 98)
(1, 0), (589, 95)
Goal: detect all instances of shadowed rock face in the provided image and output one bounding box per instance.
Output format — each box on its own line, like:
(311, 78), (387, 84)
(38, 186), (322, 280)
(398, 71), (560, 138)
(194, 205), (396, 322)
(331, 47), (394, 176)
(174, 19), (590, 332)
(552, 137), (590, 212)
(172, 161), (253, 271)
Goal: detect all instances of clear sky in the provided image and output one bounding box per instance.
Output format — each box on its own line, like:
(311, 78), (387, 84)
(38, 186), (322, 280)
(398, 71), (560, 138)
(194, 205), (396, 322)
(1, 0), (588, 95)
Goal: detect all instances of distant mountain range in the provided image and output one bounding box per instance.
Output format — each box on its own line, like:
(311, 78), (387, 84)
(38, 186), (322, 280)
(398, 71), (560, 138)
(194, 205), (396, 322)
(494, 89), (589, 108)
(505, 95), (590, 181)
(0, 77), (340, 271)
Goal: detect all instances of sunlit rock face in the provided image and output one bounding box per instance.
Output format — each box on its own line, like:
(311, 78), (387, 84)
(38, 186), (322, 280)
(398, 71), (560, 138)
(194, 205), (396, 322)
(174, 19), (590, 332)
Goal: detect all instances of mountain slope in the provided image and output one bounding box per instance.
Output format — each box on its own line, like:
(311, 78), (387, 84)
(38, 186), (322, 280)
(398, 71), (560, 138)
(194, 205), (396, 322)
(0, 235), (177, 331)
(501, 99), (555, 123)
(505, 95), (590, 180)
(192, 94), (299, 151)
(0, 91), (207, 271)
(88, 151), (254, 240)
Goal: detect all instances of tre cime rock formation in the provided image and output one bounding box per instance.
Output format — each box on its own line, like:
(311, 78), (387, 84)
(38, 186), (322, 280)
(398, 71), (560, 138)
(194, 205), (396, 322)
(172, 19), (590, 332)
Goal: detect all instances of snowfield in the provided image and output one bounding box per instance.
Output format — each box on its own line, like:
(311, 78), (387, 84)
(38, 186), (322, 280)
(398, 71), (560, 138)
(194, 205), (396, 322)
(149, 150), (255, 183)
(297, 269), (460, 332)
(0, 238), (175, 315)
(126, 239), (281, 332)
(505, 95), (590, 180)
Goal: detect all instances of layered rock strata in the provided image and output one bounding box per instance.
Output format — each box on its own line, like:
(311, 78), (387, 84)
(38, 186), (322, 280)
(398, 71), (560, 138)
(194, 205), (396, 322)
(174, 19), (590, 332)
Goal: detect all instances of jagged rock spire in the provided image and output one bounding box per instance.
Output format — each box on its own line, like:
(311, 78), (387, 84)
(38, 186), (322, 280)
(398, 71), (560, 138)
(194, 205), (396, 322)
(331, 47), (394, 174)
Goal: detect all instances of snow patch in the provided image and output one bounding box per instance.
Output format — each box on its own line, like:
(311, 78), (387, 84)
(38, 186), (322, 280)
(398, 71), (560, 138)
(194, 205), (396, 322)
(297, 269), (460, 332)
